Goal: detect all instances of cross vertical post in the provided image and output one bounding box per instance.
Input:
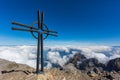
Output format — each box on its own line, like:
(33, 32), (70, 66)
(36, 33), (40, 74)
(40, 11), (44, 72)
(36, 10), (41, 74)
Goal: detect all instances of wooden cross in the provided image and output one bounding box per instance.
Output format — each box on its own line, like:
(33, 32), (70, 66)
(11, 10), (58, 74)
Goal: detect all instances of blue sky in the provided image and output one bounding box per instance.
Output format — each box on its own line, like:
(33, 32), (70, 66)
(0, 0), (120, 45)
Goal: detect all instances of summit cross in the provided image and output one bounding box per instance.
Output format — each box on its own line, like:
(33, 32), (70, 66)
(11, 10), (58, 74)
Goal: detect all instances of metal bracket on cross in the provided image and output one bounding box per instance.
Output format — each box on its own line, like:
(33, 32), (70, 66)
(11, 10), (58, 74)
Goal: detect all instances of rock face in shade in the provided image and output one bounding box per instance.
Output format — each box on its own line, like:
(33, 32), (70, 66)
(68, 53), (86, 68)
(106, 58), (120, 71)
(78, 58), (105, 71)
(69, 53), (86, 62)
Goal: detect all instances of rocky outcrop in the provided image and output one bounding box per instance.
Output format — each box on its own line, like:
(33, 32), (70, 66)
(68, 53), (105, 71)
(67, 53), (120, 80)
(106, 58), (120, 71)
(69, 53), (86, 63)
(0, 59), (35, 80)
(68, 53), (86, 68)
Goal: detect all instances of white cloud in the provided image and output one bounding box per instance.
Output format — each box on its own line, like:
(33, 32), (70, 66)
(0, 45), (120, 68)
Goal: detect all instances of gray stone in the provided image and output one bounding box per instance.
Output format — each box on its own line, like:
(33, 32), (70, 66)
(87, 70), (98, 77)
(93, 67), (101, 74)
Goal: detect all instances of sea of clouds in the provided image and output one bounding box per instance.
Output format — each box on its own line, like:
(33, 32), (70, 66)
(0, 45), (120, 68)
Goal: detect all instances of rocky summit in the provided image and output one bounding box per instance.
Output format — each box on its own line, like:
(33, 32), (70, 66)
(0, 53), (120, 80)
(0, 58), (91, 80)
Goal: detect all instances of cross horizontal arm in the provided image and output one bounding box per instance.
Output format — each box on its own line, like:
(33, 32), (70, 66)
(43, 30), (58, 33)
(42, 31), (57, 37)
(43, 24), (58, 33)
(12, 27), (38, 32)
(12, 21), (38, 30)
